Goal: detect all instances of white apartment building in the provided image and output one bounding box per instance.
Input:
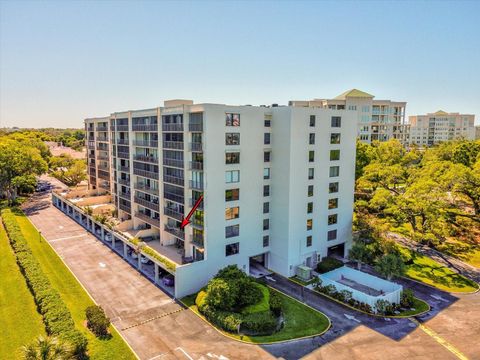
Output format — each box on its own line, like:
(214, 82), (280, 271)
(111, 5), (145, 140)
(82, 100), (357, 298)
(289, 89), (409, 145)
(409, 111), (476, 146)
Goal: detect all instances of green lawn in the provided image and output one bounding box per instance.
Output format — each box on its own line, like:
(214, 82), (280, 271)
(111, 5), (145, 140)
(437, 238), (480, 268)
(181, 287), (330, 344)
(400, 247), (479, 293)
(12, 211), (136, 360)
(0, 221), (46, 360)
(397, 298), (430, 317)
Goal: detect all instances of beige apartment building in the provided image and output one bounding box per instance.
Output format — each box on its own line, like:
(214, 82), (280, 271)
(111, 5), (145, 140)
(409, 111), (475, 147)
(289, 89), (409, 145)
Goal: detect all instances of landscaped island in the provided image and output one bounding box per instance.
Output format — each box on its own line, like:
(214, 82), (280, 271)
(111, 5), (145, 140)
(182, 265), (330, 343)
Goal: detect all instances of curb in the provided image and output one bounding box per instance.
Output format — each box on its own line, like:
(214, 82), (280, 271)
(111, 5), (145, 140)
(401, 275), (480, 295)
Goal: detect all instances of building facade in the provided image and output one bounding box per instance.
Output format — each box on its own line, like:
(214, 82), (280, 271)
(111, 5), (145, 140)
(289, 89), (409, 145)
(84, 100), (356, 297)
(409, 111), (476, 146)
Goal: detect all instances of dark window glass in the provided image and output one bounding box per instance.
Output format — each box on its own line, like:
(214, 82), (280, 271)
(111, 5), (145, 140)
(309, 151), (315, 162)
(225, 188), (240, 201)
(226, 113), (240, 126)
(328, 214), (338, 225)
(308, 168), (314, 180)
(307, 202), (313, 213)
(264, 133), (271, 145)
(264, 168), (270, 179)
(330, 133), (341, 144)
(307, 219), (312, 230)
(331, 116), (341, 127)
(309, 133), (315, 145)
(226, 133), (240, 145)
(225, 242), (240, 256)
(306, 236), (312, 247)
(310, 115), (316, 127)
(308, 185), (314, 197)
(226, 152), (240, 164)
(329, 166), (340, 177)
(263, 185), (270, 197)
(263, 202), (270, 213)
(328, 229), (337, 241)
(330, 150), (340, 161)
(263, 219), (269, 230)
(329, 182), (339, 193)
(328, 198), (338, 209)
(264, 151), (271, 162)
(225, 224), (240, 238)
(263, 235), (269, 247)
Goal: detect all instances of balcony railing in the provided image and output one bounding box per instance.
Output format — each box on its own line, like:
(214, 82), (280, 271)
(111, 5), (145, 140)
(163, 207), (183, 221)
(191, 218), (204, 229)
(117, 152), (129, 159)
(164, 192), (184, 204)
(133, 154), (158, 164)
(133, 168), (159, 180)
(88, 142), (95, 149)
(118, 191), (131, 200)
(163, 158), (184, 168)
(118, 178), (130, 186)
(189, 180), (204, 190)
(133, 140), (158, 148)
(118, 165), (130, 173)
(96, 125), (108, 131)
(189, 161), (203, 170)
(135, 212), (160, 228)
(98, 171), (110, 180)
(132, 124), (158, 132)
(162, 123), (184, 132)
(190, 142), (203, 152)
(116, 138), (129, 145)
(116, 125), (129, 131)
(96, 144), (108, 151)
(164, 225), (185, 240)
(96, 136), (108, 142)
(88, 167), (96, 175)
(191, 234), (204, 248)
(189, 123), (203, 132)
(119, 202), (131, 213)
(164, 174), (184, 186)
(98, 164), (109, 170)
(97, 154), (109, 160)
(134, 196), (160, 211)
(134, 183), (159, 195)
(163, 141), (183, 150)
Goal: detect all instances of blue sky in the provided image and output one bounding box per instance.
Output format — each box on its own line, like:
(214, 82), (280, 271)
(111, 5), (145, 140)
(1, 0), (479, 128)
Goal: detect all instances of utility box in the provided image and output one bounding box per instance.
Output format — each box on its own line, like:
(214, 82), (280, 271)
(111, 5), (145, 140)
(296, 265), (312, 281)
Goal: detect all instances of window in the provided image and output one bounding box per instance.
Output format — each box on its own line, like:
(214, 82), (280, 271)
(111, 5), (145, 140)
(308, 185), (314, 197)
(261, 235), (269, 247)
(306, 235), (312, 247)
(264, 133), (271, 145)
(330, 133), (341, 144)
(225, 188), (240, 201)
(226, 133), (240, 145)
(331, 116), (341, 127)
(329, 182), (339, 193)
(263, 219), (270, 230)
(328, 198), (338, 209)
(225, 242), (240, 256)
(225, 225), (240, 238)
(309, 133), (315, 145)
(310, 115), (316, 127)
(263, 202), (270, 213)
(309, 151), (315, 162)
(264, 151), (271, 162)
(330, 149), (340, 161)
(263, 185), (270, 197)
(264, 119), (271, 127)
(307, 219), (313, 230)
(225, 170), (240, 183)
(308, 168), (314, 180)
(226, 113), (240, 126)
(226, 152), (240, 164)
(263, 168), (270, 180)
(328, 214), (338, 225)
(307, 202), (313, 213)
(348, 105), (357, 111)
(327, 229), (337, 241)
(225, 207), (240, 220)
(329, 166), (340, 177)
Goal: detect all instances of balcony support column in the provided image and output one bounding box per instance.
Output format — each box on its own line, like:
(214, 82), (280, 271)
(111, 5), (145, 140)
(137, 254), (142, 270)
(123, 242), (127, 259)
(101, 227), (105, 241)
(154, 263), (159, 284)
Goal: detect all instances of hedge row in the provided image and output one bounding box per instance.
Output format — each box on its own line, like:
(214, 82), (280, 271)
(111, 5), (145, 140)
(1, 209), (88, 356)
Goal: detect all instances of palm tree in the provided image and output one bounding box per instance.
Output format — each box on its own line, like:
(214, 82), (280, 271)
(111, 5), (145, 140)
(22, 336), (74, 360)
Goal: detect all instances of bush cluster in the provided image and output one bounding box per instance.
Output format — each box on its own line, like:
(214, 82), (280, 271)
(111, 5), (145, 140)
(400, 289), (415, 308)
(316, 283), (373, 313)
(1, 209), (88, 357)
(316, 257), (343, 274)
(85, 305), (110, 337)
(195, 265), (283, 336)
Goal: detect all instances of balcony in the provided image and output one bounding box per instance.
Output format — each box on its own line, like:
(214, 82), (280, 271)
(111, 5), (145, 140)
(163, 141), (183, 150)
(133, 168), (159, 180)
(132, 124), (158, 132)
(164, 225), (185, 240)
(162, 123), (184, 132)
(133, 154), (158, 164)
(189, 123), (203, 132)
(189, 161), (203, 170)
(191, 234), (204, 248)
(134, 183), (159, 195)
(96, 145), (108, 151)
(118, 191), (131, 200)
(110, 125), (116, 131)
(98, 170), (110, 180)
(164, 174), (184, 186)
(97, 154), (109, 160)
(116, 138), (129, 145)
(118, 165), (130, 173)
(164, 207), (183, 221)
(134, 195), (159, 211)
(88, 167), (96, 175)
(118, 178), (130, 186)
(190, 142), (203, 152)
(116, 125), (129, 131)
(133, 140), (158, 148)
(135, 212), (160, 228)
(189, 180), (204, 190)
(163, 158), (184, 168)
(164, 192), (184, 204)
(88, 142), (95, 149)
(191, 218), (204, 230)
(98, 164), (109, 171)
(190, 198), (204, 210)
(96, 125), (108, 131)
(119, 202), (131, 213)
(117, 152), (129, 159)
(96, 136), (108, 142)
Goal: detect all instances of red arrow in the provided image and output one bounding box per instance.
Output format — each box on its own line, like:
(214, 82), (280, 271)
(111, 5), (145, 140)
(180, 195), (203, 228)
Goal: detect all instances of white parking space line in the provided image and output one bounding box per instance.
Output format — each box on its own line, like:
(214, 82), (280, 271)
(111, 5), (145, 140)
(175, 347), (194, 360)
(49, 234), (88, 242)
(147, 354), (166, 360)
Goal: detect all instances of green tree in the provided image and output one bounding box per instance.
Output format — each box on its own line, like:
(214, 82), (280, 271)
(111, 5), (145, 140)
(205, 278), (238, 311)
(348, 241), (370, 269)
(22, 336), (74, 360)
(375, 253), (405, 280)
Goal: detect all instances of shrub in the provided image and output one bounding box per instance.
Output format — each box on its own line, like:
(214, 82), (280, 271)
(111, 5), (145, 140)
(339, 290), (353, 303)
(375, 299), (390, 315)
(85, 305), (110, 337)
(205, 278), (238, 311)
(237, 280), (264, 309)
(199, 304), (242, 332)
(316, 257), (343, 273)
(195, 290), (208, 311)
(241, 310), (278, 335)
(268, 289), (283, 317)
(401, 289), (415, 308)
(1, 209), (88, 357)
(214, 265), (247, 281)
(318, 284), (337, 295)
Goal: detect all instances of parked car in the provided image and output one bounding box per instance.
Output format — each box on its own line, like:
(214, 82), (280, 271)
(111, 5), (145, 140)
(163, 274), (174, 287)
(140, 255), (150, 264)
(104, 233), (112, 242)
(131, 251), (138, 259)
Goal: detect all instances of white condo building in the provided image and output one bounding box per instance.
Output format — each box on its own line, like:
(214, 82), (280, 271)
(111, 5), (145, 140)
(409, 111), (476, 146)
(76, 100), (357, 298)
(289, 89), (409, 145)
